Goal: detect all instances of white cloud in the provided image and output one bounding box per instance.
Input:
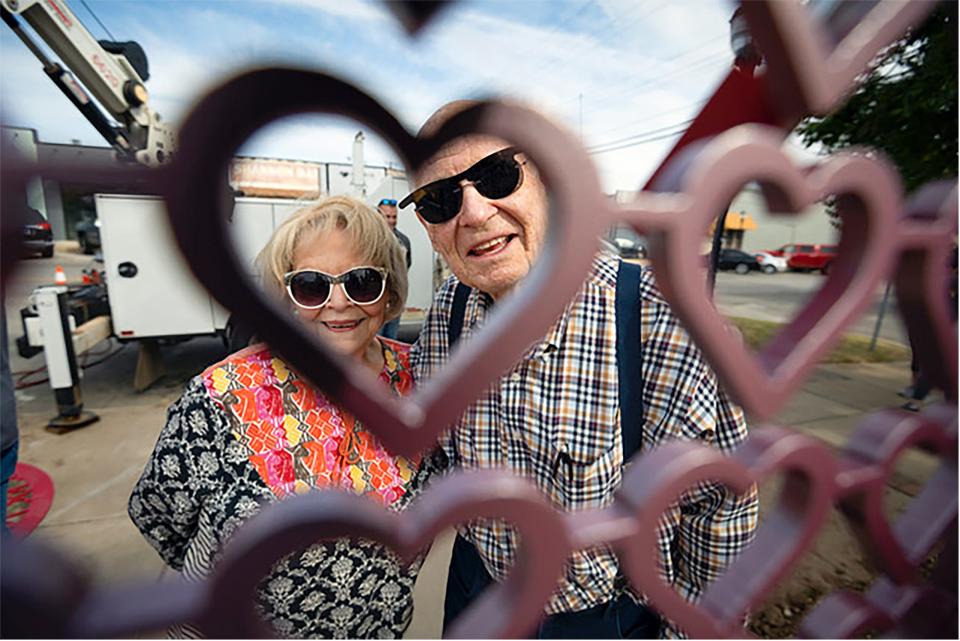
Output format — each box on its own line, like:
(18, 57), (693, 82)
(265, 0), (390, 23)
(1, 0), (741, 192)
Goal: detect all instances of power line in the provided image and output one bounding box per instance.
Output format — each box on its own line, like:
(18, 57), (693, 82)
(79, 0), (115, 40)
(587, 126), (687, 155)
(588, 118), (694, 151)
(588, 97), (707, 139)
(576, 48), (728, 109)
(558, 33), (729, 109)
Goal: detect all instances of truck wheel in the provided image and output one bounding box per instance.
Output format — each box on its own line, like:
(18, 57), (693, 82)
(41, 246), (54, 258)
(224, 315), (255, 353)
(821, 262), (832, 275)
(734, 263), (750, 274)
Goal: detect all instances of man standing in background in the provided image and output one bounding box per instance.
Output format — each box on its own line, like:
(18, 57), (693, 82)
(378, 198), (411, 339)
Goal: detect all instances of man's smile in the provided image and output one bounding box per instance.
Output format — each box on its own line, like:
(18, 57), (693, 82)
(466, 233), (518, 258)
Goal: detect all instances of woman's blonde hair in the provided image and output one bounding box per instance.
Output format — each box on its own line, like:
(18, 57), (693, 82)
(256, 196), (408, 321)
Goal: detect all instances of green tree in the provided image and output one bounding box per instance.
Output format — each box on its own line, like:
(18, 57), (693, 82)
(796, 6), (958, 194)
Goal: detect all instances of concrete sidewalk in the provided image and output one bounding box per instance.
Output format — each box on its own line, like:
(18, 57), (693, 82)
(6, 354), (941, 637)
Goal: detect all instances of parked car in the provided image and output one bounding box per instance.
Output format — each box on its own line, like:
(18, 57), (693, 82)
(75, 217), (102, 254)
(754, 251), (788, 274)
(21, 206), (53, 258)
(601, 226), (648, 261)
(717, 248), (760, 274)
(767, 243), (839, 274)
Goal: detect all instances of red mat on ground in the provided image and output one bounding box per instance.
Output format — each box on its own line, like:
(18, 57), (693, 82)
(6, 463), (55, 535)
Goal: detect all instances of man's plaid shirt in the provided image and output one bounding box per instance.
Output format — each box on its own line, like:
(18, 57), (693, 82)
(412, 252), (758, 628)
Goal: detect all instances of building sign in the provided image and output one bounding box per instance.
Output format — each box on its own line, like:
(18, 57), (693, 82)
(229, 157), (324, 198)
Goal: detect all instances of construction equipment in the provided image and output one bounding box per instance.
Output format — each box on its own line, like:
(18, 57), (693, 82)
(2, 0), (174, 165)
(4, 1), (432, 430)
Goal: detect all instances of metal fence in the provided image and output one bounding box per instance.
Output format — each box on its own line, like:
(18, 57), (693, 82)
(1, 1), (956, 638)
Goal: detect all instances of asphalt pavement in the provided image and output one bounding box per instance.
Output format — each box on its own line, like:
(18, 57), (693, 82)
(713, 269), (908, 345)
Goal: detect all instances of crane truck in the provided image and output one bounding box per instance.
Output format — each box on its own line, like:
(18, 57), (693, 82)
(3, 0), (432, 429)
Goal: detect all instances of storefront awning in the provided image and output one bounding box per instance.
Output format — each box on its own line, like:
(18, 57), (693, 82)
(723, 212), (757, 231)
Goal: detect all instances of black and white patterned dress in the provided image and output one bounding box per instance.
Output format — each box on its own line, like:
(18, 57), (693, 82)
(128, 344), (437, 639)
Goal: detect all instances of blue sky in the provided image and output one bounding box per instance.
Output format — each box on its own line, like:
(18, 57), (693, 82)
(1, 0), (760, 191)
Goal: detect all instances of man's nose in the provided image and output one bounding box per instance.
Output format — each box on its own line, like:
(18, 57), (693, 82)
(457, 183), (497, 227)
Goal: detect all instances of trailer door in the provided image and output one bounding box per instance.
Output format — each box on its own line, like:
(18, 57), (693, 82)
(97, 194), (218, 338)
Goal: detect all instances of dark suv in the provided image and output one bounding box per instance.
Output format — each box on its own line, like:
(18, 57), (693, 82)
(75, 217), (102, 254)
(21, 206), (53, 258)
(717, 248), (760, 274)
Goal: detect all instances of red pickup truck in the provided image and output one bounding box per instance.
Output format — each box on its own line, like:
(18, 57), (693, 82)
(767, 243), (839, 274)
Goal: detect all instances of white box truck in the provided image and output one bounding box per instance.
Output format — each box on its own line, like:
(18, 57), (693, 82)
(95, 191), (435, 343)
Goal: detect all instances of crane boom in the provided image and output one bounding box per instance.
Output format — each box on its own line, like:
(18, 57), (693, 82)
(2, 0), (174, 165)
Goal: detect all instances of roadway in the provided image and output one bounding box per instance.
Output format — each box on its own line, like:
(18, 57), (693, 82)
(5, 249), (909, 418)
(713, 269), (908, 346)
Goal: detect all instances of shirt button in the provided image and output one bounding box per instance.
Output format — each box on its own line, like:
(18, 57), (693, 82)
(510, 372), (521, 382)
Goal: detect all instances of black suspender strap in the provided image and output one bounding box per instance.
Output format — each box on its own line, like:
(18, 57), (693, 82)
(448, 267), (642, 460)
(616, 260), (644, 463)
(448, 282), (473, 348)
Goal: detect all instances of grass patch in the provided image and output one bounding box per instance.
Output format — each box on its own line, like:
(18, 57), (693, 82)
(730, 316), (912, 364)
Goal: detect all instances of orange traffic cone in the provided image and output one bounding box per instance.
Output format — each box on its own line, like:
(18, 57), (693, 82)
(54, 264), (67, 285)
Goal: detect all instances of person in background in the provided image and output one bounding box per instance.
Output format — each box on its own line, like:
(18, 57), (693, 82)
(899, 243), (958, 411)
(1, 305), (18, 535)
(129, 196), (434, 638)
(377, 198), (411, 340)
(404, 101), (759, 639)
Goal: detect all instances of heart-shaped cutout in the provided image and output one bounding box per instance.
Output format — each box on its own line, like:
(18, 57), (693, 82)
(191, 470), (571, 638)
(612, 426), (836, 638)
(621, 124), (901, 421)
(798, 402), (958, 638)
(835, 403), (958, 583)
(741, 0), (937, 118)
(384, 0), (452, 35)
(162, 67), (609, 457)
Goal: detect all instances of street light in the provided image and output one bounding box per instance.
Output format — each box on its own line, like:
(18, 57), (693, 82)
(708, 8), (765, 292)
(729, 7), (762, 75)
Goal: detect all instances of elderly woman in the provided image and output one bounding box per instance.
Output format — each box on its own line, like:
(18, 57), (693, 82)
(128, 196), (426, 638)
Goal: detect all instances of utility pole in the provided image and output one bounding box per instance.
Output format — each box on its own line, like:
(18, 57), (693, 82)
(578, 93), (583, 143)
(351, 131), (366, 198)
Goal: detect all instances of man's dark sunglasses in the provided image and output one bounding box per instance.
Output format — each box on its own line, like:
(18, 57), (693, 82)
(399, 147), (524, 224)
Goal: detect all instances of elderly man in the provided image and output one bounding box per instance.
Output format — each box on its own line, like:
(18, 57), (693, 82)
(405, 103), (758, 639)
(377, 198), (411, 339)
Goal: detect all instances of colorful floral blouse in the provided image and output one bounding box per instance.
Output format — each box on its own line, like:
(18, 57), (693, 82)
(128, 339), (430, 639)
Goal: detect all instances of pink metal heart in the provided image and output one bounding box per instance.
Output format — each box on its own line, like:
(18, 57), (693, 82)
(620, 125), (902, 421)
(196, 471), (571, 639)
(802, 402), (958, 638)
(614, 426), (836, 638)
(741, 1), (936, 119)
(163, 68), (610, 458)
(835, 405), (958, 585)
